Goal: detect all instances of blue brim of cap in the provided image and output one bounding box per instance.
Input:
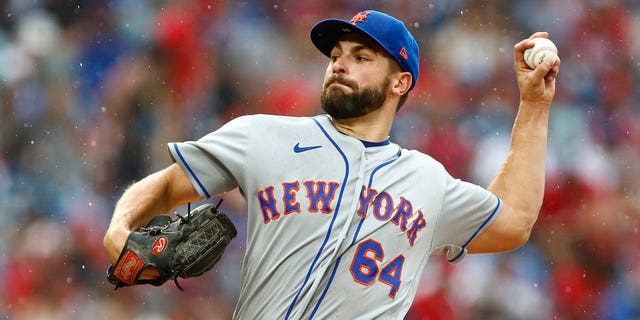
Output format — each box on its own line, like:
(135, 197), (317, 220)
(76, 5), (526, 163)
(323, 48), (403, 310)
(311, 19), (378, 58)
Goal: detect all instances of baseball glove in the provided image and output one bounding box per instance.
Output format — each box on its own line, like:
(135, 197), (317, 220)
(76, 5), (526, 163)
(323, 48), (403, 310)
(106, 200), (237, 290)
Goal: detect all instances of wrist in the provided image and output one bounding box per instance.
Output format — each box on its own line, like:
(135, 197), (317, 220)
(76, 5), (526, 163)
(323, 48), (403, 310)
(517, 100), (552, 120)
(103, 225), (131, 264)
(519, 93), (553, 109)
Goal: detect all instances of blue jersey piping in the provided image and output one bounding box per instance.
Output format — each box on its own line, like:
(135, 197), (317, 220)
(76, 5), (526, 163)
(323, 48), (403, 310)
(309, 147), (401, 319)
(447, 196), (502, 263)
(171, 143), (211, 198)
(285, 118), (350, 320)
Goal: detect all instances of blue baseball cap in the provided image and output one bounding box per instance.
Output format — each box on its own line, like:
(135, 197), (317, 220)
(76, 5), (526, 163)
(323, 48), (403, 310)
(310, 10), (420, 91)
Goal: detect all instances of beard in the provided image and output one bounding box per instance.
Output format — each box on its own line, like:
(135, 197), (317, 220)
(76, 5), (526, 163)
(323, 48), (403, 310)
(320, 75), (389, 119)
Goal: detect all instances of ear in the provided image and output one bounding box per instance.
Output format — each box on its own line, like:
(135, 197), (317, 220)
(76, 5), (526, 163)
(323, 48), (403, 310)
(391, 72), (412, 96)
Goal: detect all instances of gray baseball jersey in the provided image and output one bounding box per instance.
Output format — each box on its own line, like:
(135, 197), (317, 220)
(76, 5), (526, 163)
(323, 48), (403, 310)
(169, 114), (501, 319)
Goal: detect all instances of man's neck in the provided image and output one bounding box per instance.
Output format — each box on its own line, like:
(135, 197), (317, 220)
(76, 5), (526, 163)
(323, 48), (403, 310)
(329, 108), (394, 142)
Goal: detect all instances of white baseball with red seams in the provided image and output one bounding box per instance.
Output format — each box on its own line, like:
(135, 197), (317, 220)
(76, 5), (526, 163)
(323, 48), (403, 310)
(524, 37), (558, 69)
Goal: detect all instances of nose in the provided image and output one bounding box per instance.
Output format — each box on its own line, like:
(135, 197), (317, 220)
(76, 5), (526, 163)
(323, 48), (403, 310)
(331, 55), (347, 74)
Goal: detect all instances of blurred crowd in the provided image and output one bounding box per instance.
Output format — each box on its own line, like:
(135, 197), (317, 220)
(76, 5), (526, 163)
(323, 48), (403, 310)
(1, 0), (639, 319)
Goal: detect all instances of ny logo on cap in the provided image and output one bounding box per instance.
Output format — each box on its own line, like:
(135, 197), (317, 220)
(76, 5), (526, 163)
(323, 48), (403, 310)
(350, 11), (370, 25)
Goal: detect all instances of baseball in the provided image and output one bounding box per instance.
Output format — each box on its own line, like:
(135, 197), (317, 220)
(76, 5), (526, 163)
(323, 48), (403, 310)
(524, 37), (558, 69)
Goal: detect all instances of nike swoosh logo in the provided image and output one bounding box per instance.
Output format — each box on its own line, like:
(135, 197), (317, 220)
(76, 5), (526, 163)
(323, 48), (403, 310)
(293, 143), (322, 153)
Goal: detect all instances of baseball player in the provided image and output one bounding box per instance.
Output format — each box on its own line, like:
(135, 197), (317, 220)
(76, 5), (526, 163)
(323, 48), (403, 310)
(104, 9), (560, 319)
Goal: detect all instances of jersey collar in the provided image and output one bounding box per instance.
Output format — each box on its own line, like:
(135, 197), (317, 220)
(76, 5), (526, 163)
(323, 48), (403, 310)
(360, 138), (391, 148)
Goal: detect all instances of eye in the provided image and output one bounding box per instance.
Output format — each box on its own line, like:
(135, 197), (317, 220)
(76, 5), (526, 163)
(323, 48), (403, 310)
(330, 55), (340, 62)
(355, 56), (369, 62)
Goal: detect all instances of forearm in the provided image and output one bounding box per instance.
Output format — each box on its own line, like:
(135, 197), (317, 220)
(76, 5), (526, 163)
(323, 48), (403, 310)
(115, 172), (173, 229)
(104, 163), (202, 263)
(103, 170), (172, 263)
(488, 101), (550, 227)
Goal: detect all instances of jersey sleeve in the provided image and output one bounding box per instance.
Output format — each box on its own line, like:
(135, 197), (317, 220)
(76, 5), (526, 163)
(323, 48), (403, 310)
(431, 175), (502, 263)
(168, 115), (253, 198)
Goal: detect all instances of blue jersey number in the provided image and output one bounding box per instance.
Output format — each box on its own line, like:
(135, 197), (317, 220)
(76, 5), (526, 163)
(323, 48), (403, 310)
(350, 239), (405, 298)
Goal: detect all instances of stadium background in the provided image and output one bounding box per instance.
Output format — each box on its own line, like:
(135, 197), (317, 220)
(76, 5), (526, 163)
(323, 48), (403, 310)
(1, 0), (639, 319)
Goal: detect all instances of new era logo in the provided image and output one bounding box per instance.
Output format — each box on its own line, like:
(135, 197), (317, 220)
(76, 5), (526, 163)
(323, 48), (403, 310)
(400, 47), (408, 60)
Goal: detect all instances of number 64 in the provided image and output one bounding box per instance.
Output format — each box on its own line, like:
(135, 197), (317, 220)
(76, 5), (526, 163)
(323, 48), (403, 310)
(349, 239), (405, 298)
